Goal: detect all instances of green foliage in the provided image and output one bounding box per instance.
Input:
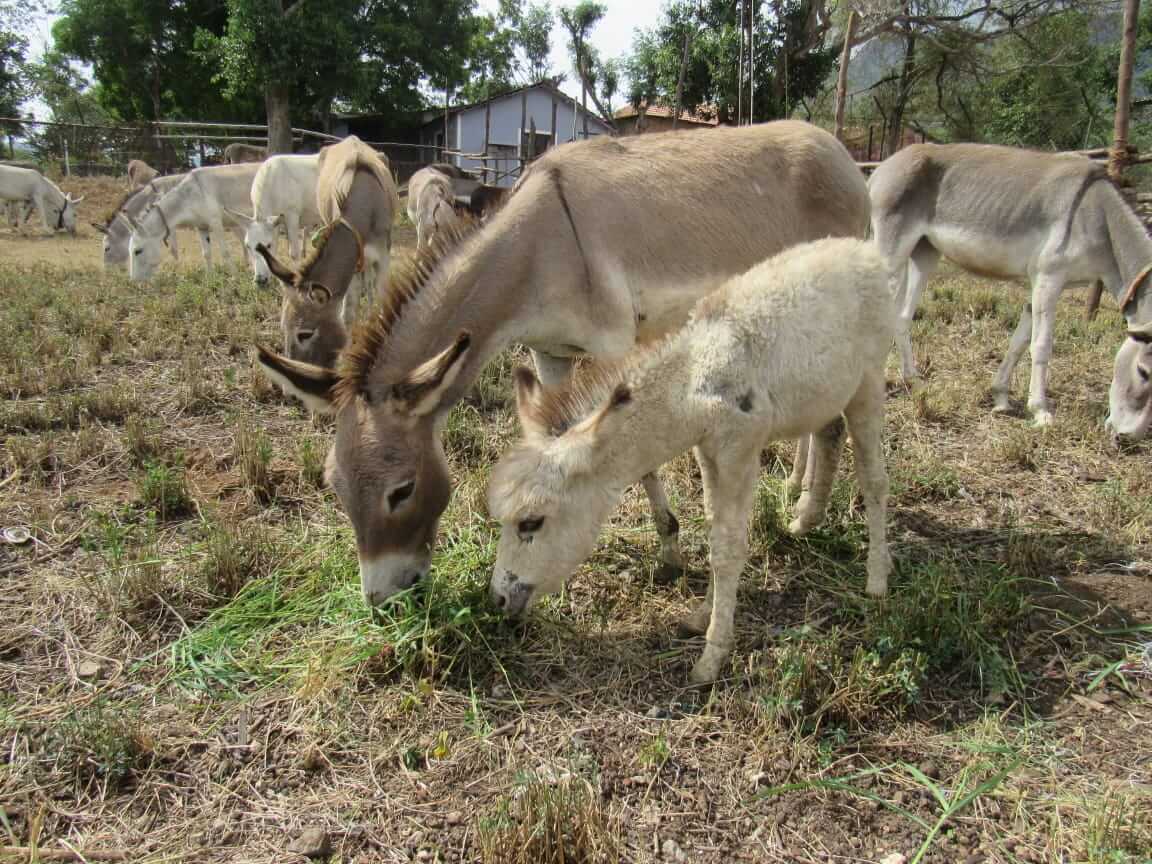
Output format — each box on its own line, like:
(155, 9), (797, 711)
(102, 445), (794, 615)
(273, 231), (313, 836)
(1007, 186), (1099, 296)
(624, 0), (835, 123)
(137, 461), (194, 519)
(52, 701), (152, 787)
(0, 29), (27, 120)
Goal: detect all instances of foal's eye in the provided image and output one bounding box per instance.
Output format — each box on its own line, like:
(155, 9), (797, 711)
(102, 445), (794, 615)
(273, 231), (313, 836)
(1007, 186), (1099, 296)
(387, 481), (415, 510)
(517, 516), (545, 535)
(1138, 366), (1150, 383)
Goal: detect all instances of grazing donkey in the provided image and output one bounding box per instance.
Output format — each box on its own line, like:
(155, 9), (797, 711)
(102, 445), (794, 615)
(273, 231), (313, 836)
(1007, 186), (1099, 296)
(0, 165), (83, 234)
(254, 136), (399, 368)
(127, 163), (260, 280)
(224, 142), (267, 164)
(871, 143), (1152, 427)
(126, 159), (159, 189)
(1107, 321), (1152, 446)
(94, 175), (194, 269)
(225, 154), (321, 286)
(255, 121), (870, 606)
(407, 165), (460, 250)
(489, 239), (894, 683)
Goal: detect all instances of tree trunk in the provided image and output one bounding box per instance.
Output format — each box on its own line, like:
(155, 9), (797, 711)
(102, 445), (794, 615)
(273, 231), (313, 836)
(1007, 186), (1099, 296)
(581, 76), (589, 139)
(833, 11), (858, 141)
(1111, 0), (1141, 181)
(886, 27), (916, 157)
(672, 28), (693, 130)
(265, 82), (293, 154)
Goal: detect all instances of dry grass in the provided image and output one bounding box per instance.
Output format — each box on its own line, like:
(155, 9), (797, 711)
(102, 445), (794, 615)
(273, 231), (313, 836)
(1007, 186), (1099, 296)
(0, 193), (1149, 863)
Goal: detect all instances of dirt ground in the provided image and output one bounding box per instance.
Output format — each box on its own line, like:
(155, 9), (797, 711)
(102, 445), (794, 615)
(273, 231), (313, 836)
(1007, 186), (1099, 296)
(0, 181), (1150, 864)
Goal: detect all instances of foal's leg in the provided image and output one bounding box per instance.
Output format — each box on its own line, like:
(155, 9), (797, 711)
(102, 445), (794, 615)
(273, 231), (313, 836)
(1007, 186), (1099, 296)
(689, 439), (760, 684)
(991, 302), (1032, 414)
(198, 230), (213, 267)
(1026, 272), (1066, 427)
(786, 436), (810, 496)
(284, 212), (302, 260)
(788, 417), (846, 536)
(532, 350), (686, 579)
(843, 370), (892, 597)
(678, 445), (718, 636)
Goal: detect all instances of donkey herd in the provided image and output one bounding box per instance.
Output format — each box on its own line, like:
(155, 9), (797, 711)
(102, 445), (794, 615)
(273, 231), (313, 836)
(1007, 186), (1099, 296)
(5, 122), (1151, 682)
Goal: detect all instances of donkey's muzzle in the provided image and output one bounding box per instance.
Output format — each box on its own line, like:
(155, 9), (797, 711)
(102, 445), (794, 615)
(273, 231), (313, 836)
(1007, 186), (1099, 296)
(492, 577), (534, 616)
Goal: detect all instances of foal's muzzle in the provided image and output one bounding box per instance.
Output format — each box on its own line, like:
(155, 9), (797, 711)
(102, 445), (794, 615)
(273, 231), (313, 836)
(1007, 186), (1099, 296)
(492, 576), (535, 616)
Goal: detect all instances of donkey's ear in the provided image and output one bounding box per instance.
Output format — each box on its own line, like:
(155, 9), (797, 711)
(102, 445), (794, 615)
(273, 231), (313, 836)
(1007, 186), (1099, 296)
(1129, 326), (1152, 345)
(390, 331), (472, 417)
(255, 345), (339, 414)
(573, 383), (632, 439)
(254, 243), (297, 286)
(513, 366), (553, 439)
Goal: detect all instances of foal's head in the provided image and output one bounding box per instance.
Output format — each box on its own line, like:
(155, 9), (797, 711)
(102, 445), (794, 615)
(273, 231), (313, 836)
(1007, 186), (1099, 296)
(1107, 321), (1152, 448)
(256, 221), (362, 368)
(488, 367), (634, 615)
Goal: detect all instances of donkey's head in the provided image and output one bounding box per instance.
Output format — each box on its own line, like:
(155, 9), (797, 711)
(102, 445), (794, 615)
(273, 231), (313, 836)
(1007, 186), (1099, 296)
(488, 367), (634, 615)
(256, 331), (473, 605)
(225, 208), (281, 286)
(57, 193), (83, 235)
(1107, 322), (1152, 448)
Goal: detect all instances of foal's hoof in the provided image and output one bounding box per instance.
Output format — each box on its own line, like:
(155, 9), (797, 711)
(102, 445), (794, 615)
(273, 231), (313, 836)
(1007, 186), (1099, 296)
(787, 514), (823, 537)
(654, 562), (684, 586)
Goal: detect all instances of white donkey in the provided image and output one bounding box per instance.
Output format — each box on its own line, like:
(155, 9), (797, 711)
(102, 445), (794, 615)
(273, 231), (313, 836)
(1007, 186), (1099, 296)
(226, 154), (322, 286)
(871, 143), (1152, 427)
(0, 165), (83, 234)
(128, 163), (260, 281)
(1107, 321), (1152, 446)
(488, 238), (895, 683)
(94, 175), (196, 269)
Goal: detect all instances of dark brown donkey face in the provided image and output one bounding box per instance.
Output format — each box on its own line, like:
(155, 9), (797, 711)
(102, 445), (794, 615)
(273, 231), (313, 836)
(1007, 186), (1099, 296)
(255, 244), (349, 368)
(255, 332), (473, 605)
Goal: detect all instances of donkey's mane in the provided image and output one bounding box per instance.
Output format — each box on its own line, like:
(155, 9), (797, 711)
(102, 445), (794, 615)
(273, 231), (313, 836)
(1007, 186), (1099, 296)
(102, 184), (149, 227)
(333, 217), (480, 406)
(316, 136), (397, 224)
(521, 335), (682, 436)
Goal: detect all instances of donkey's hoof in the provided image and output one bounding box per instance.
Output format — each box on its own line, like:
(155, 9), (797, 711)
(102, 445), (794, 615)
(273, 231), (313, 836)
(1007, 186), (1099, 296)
(688, 658), (723, 685)
(654, 562), (684, 586)
(1030, 409), (1054, 429)
(991, 395), (1013, 415)
(788, 514), (823, 537)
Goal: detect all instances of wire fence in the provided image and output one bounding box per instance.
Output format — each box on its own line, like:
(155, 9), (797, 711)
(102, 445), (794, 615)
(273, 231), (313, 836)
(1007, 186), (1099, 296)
(0, 117), (449, 185)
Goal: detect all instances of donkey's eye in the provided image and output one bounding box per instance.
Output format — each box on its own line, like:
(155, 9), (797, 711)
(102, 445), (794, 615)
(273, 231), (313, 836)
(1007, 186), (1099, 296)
(1138, 366), (1150, 383)
(297, 330), (315, 343)
(133, 248), (142, 255)
(517, 517), (545, 535)
(388, 481), (415, 510)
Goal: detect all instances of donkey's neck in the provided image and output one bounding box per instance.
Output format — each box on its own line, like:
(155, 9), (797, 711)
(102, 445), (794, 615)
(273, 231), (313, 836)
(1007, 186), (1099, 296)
(1106, 187), (1152, 324)
(586, 337), (705, 485)
(146, 181), (199, 235)
(376, 227), (535, 402)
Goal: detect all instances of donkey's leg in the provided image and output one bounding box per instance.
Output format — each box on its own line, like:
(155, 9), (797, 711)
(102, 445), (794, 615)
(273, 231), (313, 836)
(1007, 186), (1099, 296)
(641, 472), (686, 582)
(991, 302), (1032, 413)
(786, 436), (810, 496)
(896, 241), (941, 386)
(844, 370), (892, 597)
(284, 212), (302, 260)
(678, 445), (719, 636)
(1026, 272), (1066, 427)
(168, 229), (181, 262)
(198, 230), (213, 267)
(689, 439), (760, 684)
(788, 417), (847, 536)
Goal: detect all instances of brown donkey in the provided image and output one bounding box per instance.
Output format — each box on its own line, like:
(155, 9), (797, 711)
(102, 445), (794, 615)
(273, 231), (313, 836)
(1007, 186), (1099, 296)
(256, 121), (871, 605)
(256, 136), (400, 368)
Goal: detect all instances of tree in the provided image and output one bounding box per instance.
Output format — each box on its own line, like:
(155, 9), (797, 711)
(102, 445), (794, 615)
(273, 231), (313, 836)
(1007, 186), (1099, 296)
(0, 29), (25, 117)
(519, 2), (554, 82)
(53, 0), (256, 123)
(560, 2), (617, 133)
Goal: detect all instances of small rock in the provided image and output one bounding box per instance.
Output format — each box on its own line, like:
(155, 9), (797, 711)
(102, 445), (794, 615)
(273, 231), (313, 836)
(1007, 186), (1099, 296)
(445, 811), (464, 826)
(746, 770), (768, 788)
(661, 838), (688, 862)
(287, 827), (331, 859)
(416, 850), (434, 862)
(77, 660), (103, 679)
(646, 705), (669, 719)
(879, 855), (907, 864)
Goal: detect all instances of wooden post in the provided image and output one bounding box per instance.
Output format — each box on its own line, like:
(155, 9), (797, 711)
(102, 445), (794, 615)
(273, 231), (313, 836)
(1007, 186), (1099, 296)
(833, 11), (857, 142)
(443, 79), (450, 165)
(866, 125), (874, 161)
(1111, 0), (1141, 182)
(528, 117), (537, 161)
(550, 97), (558, 151)
(520, 89), (528, 175)
(483, 96), (492, 183)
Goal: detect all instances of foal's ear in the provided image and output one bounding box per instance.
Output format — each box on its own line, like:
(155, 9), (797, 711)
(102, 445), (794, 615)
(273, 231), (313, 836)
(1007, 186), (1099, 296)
(255, 244), (297, 286)
(513, 366), (552, 439)
(255, 345), (339, 414)
(573, 383), (632, 439)
(390, 331), (472, 417)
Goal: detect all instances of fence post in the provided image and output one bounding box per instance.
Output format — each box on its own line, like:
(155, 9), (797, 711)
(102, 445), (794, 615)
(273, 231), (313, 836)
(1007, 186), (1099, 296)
(1110, 0), (1141, 182)
(63, 137), (70, 177)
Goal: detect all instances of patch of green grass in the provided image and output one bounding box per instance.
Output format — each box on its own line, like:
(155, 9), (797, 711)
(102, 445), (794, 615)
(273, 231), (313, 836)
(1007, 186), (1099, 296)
(200, 519), (276, 599)
(296, 435), (326, 489)
(137, 461), (194, 520)
(124, 415), (164, 466)
(234, 420), (276, 503)
(78, 510), (169, 615)
(50, 700), (153, 788)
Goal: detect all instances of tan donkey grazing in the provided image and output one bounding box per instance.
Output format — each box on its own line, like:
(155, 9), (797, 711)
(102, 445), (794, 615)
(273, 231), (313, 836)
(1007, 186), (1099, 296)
(870, 142), (1152, 428)
(256, 136), (399, 368)
(256, 121), (870, 605)
(126, 158), (159, 189)
(488, 238), (894, 683)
